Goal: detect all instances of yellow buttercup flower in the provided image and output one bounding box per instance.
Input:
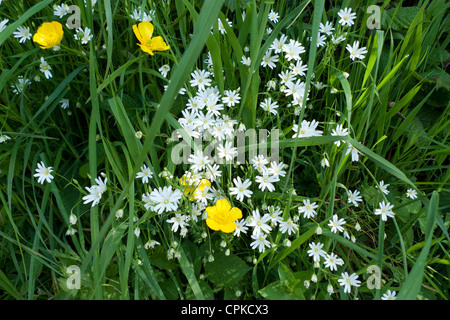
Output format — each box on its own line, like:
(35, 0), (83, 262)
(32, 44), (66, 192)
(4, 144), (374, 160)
(132, 21), (170, 55)
(206, 199), (242, 233)
(32, 21), (64, 49)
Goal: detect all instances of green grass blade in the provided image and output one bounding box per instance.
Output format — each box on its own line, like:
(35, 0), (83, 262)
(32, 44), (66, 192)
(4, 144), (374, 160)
(397, 191), (439, 300)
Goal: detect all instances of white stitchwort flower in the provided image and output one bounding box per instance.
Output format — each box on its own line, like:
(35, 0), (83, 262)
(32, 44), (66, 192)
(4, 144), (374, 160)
(261, 50), (279, 69)
(229, 177), (253, 202)
(338, 272), (361, 293)
(316, 33), (327, 47)
(217, 142), (237, 162)
(376, 180), (390, 195)
(247, 209), (272, 236)
(82, 184), (106, 207)
(267, 161), (286, 178)
(331, 33), (347, 44)
(282, 39), (305, 61)
(233, 219), (248, 237)
(136, 164), (153, 183)
(129, 8), (154, 22)
(0, 134), (12, 143)
(270, 34), (288, 54)
(307, 242), (327, 262)
(13, 26), (32, 43)
(279, 218), (299, 236)
(74, 27), (93, 44)
(346, 41), (368, 61)
(338, 7), (357, 27)
(34, 161), (54, 184)
(190, 70), (212, 91)
(251, 154), (269, 172)
(204, 164), (222, 182)
(53, 3), (71, 18)
(66, 227), (77, 236)
(268, 10), (280, 23)
(11, 76), (31, 94)
(267, 205), (283, 226)
(159, 64), (171, 78)
(147, 186), (183, 214)
(222, 89), (241, 107)
(216, 17), (232, 34)
(250, 233), (271, 253)
(292, 120), (323, 138)
(39, 57), (52, 79)
(144, 239), (160, 249)
(319, 21), (335, 36)
(323, 252), (344, 271)
(347, 189), (363, 207)
(381, 290), (397, 300)
(290, 60), (308, 77)
(345, 143), (362, 162)
(241, 56), (251, 66)
(255, 172), (279, 192)
(298, 199), (318, 219)
(59, 98), (70, 109)
(328, 214), (346, 233)
(0, 19), (9, 33)
(331, 124), (349, 147)
(260, 97), (279, 115)
(406, 189), (418, 199)
(188, 149), (211, 172)
(167, 213), (188, 233)
(374, 201), (395, 221)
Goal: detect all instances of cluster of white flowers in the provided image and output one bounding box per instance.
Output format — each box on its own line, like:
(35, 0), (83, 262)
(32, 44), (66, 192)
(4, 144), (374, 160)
(129, 8), (155, 22)
(74, 27), (93, 44)
(24, 5), (420, 300)
(82, 175), (108, 207)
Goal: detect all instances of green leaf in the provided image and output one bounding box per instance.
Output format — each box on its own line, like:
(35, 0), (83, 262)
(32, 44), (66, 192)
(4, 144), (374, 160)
(396, 198), (423, 223)
(205, 252), (251, 287)
(382, 6), (421, 31)
(258, 280), (305, 300)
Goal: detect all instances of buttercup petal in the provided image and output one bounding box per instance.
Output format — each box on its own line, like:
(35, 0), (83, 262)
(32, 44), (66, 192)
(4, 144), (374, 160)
(220, 222), (237, 233)
(206, 218), (221, 231)
(137, 21), (154, 40)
